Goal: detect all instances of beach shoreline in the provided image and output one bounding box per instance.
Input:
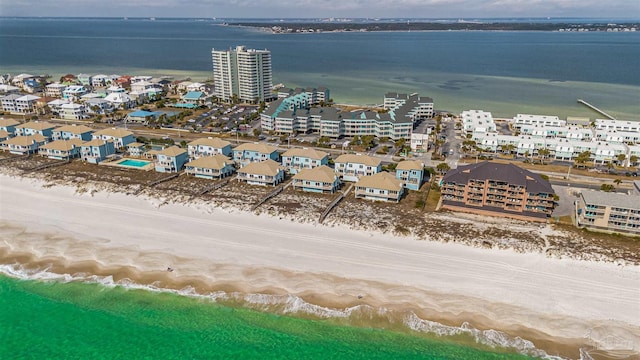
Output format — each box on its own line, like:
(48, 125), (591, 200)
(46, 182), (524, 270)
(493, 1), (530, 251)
(1, 172), (639, 358)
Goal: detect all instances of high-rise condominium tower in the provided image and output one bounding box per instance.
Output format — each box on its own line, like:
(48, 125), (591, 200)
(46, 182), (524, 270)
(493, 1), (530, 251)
(211, 45), (274, 103)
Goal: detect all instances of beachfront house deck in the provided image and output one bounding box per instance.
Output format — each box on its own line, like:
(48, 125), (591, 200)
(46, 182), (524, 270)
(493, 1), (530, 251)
(334, 153), (382, 182)
(52, 124), (94, 141)
(126, 142), (146, 157)
(92, 128), (136, 149)
(38, 138), (85, 160)
(187, 137), (232, 159)
(0, 119), (19, 137)
(185, 154), (235, 179)
(0, 134), (47, 155)
(291, 165), (341, 193)
(154, 146), (188, 173)
(81, 139), (116, 164)
(281, 147), (329, 174)
(14, 121), (57, 140)
(237, 159), (284, 186)
(232, 142), (279, 168)
(354, 172), (404, 202)
(395, 160), (425, 191)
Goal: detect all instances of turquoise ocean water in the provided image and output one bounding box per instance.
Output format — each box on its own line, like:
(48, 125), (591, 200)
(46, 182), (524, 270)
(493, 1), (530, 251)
(0, 274), (534, 359)
(0, 17), (639, 119)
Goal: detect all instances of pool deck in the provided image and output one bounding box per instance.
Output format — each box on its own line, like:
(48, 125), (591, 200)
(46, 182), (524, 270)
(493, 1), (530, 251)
(99, 157), (154, 171)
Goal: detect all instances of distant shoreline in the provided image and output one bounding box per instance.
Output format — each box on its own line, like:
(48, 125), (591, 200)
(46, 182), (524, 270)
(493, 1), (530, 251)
(231, 21), (640, 34)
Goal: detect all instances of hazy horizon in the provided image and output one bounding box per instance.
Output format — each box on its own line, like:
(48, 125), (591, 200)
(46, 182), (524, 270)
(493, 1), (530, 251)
(1, 0), (638, 19)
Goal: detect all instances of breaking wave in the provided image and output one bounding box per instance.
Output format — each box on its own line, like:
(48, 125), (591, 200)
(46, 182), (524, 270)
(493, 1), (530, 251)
(0, 262), (574, 359)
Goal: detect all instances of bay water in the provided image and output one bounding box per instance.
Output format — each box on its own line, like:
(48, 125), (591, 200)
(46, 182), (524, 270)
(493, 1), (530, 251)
(0, 17), (638, 119)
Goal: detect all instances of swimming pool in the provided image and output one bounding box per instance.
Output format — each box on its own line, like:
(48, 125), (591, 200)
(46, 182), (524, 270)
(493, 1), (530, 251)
(117, 159), (151, 168)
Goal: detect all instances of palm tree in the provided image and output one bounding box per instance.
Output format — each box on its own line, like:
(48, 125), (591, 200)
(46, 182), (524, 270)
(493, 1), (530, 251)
(436, 162), (450, 174)
(614, 179), (622, 188)
(616, 154), (627, 167)
(538, 148), (551, 164)
(630, 155), (638, 166)
(574, 151), (591, 168)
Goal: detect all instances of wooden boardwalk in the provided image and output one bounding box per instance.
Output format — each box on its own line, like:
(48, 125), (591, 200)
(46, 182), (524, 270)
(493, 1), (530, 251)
(319, 183), (353, 224)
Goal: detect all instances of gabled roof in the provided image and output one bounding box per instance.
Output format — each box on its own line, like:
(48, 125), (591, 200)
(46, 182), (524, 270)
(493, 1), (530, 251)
(17, 95), (41, 102)
(2, 134), (46, 146)
(15, 121), (56, 131)
(233, 142), (278, 154)
(188, 137), (232, 148)
(104, 92), (133, 103)
(54, 124), (93, 134)
(396, 160), (424, 171)
(0, 130), (10, 138)
(0, 119), (19, 127)
(442, 161), (554, 194)
(238, 159), (282, 177)
(126, 142), (145, 148)
(93, 128), (134, 138)
(185, 154), (234, 170)
(1, 93), (22, 101)
(82, 139), (112, 147)
(356, 172), (403, 191)
(158, 145), (187, 157)
(334, 154), (381, 167)
(39, 138), (85, 151)
(293, 165), (337, 183)
(282, 147), (328, 160)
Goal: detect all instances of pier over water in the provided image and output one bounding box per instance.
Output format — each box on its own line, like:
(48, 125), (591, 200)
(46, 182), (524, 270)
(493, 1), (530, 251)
(577, 99), (616, 120)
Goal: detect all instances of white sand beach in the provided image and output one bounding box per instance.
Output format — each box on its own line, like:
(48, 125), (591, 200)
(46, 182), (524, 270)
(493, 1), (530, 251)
(1, 173), (639, 357)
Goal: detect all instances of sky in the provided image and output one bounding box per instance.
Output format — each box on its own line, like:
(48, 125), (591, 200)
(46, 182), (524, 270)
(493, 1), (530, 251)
(0, 0), (638, 19)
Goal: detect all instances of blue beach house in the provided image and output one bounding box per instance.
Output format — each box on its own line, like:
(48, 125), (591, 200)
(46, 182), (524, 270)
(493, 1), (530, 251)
(52, 124), (94, 141)
(232, 142), (280, 167)
(395, 160), (425, 191)
(333, 154), (382, 182)
(14, 121), (57, 140)
(354, 172), (404, 203)
(0, 119), (19, 137)
(185, 154), (235, 179)
(38, 139), (85, 160)
(92, 128), (136, 149)
(155, 146), (188, 173)
(237, 159), (285, 186)
(81, 139), (116, 164)
(291, 165), (341, 194)
(187, 137), (232, 159)
(281, 147), (329, 174)
(0, 134), (47, 155)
